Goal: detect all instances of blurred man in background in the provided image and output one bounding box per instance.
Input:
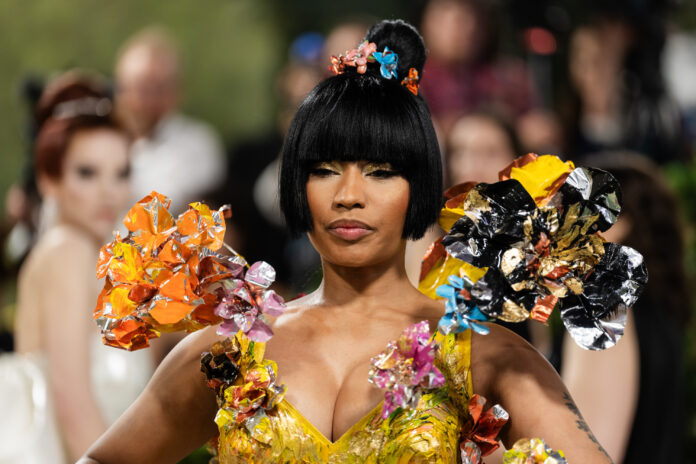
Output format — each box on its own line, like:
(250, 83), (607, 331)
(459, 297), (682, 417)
(114, 27), (225, 213)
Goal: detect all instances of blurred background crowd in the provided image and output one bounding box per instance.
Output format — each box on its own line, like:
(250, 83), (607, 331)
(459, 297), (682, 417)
(1, 0), (696, 462)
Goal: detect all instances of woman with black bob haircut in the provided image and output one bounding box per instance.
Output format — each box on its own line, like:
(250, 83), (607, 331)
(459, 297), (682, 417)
(281, 20), (442, 240)
(80, 20), (612, 463)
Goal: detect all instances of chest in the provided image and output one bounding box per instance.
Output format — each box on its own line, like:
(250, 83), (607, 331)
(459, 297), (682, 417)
(216, 383), (466, 464)
(206, 325), (472, 462)
(267, 335), (392, 441)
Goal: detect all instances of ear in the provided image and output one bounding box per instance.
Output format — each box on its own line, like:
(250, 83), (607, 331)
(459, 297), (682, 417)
(37, 173), (59, 199)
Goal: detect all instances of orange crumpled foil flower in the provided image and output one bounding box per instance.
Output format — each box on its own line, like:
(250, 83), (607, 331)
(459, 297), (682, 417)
(94, 191), (246, 350)
(460, 394), (509, 463)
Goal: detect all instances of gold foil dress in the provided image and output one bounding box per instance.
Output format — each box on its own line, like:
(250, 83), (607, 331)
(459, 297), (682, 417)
(207, 329), (473, 463)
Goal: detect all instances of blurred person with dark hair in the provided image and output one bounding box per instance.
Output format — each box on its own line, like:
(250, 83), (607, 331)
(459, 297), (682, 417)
(405, 110), (520, 283)
(516, 107), (565, 156)
(445, 110), (520, 186)
(216, 32), (325, 294)
(564, 6), (690, 165)
(418, 0), (538, 134)
(115, 27), (225, 214)
(0, 71), (153, 463)
(435, 110), (540, 352)
(561, 151), (689, 462)
(1, 76), (45, 354)
(663, 25), (696, 149)
(3, 76), (45, 264)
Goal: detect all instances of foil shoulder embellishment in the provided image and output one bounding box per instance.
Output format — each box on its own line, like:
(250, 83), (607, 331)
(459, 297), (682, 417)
(432, 154), (647, 350)
(204, 334), (287, 445)
(94, 191), (287, 350)
(460, 394), (509, 464)
(503, 437), (567, 463)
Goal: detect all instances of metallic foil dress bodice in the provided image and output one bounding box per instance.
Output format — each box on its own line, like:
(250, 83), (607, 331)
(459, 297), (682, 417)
(207, 329), (472, 463)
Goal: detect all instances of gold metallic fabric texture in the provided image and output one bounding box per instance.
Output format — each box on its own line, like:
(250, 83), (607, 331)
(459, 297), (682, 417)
(213, 330), (473, 463)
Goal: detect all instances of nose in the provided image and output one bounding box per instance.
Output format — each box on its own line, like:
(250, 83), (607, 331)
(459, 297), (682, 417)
(99, 174), (125, 206)
(333, 164), (366, 210)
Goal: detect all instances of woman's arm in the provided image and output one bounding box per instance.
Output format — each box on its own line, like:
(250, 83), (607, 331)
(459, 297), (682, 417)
(561, 312), (639, 462)
(472, 324), (613, 463)
(78, 326), (221, 464)
(42, 242), (107, 461)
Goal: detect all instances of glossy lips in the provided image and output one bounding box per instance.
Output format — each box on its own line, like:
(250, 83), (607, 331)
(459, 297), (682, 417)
(327, 219), (373, 241)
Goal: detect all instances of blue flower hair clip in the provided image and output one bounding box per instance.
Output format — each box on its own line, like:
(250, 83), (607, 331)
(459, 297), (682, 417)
(436, 274), (490, 335)
(373, 46), (399, 79)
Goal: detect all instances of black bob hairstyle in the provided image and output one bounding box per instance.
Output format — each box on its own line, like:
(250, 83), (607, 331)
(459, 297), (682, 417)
(279, 19), (443, 240)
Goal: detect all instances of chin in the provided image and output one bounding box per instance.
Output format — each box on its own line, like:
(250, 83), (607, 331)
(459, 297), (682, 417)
(324, 248), (392, 268)
(311, 233), (403, 268)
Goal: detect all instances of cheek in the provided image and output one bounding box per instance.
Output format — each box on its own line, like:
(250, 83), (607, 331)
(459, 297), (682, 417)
(305, 180), (329, 227)
(395, 184), (410, 214)
(52, 174), (99, 231)
(59, 173), (98, 207)
(379, 180), (410, 230)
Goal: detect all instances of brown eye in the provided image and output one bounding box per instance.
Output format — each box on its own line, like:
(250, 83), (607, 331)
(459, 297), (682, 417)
(369, 169), (399, 178)
(118, 165), (131, 180)
(308, 163), (339, 177)
(76, 165), (96, 179)
(309, 168), (335, 177)
(365, 163), (400, 178)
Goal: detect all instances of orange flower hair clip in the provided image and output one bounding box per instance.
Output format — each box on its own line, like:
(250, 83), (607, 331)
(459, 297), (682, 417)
(401, 68), (420, 95)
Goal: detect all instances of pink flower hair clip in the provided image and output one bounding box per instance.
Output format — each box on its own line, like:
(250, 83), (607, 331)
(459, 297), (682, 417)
(329, 41), (377, 75)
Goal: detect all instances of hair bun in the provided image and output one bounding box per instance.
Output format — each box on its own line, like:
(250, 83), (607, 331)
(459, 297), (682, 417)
(364, 19), (426, 81)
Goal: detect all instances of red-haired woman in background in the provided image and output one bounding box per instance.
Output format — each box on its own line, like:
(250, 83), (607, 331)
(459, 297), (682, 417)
(1, 71), (153, 463)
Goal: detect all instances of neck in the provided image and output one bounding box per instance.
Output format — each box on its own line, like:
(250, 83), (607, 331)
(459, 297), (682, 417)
(312, 247), (419, 311)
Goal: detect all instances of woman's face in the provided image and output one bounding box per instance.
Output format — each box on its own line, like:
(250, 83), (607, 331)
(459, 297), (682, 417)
(305, 161), (410, 268)
(45, 128), (131, 242)
(447, 115), (515, 185)
(422, 0), (479, 65)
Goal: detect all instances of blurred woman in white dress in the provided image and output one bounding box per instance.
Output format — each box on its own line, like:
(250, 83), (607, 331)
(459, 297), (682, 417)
(0, 71), (153, 464)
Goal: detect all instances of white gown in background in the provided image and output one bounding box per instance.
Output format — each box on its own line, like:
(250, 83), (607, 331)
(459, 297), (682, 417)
(0, 335), (153, 464)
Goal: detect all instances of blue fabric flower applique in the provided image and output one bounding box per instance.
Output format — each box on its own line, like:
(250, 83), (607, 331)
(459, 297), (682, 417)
(373, 46), (399, 79)
(436, 274), (490, 335)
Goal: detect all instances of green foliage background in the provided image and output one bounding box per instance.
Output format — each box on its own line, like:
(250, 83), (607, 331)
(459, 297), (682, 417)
(0, 0), (284, 211)
(0, 0), (425, 215)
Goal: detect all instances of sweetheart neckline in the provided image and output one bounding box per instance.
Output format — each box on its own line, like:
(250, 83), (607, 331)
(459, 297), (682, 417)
(280, 398), (385, 446)
(227, 329), (470, 450)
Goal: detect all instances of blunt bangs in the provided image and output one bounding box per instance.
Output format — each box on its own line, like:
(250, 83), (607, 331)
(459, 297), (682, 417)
(280, 72), (443, 239)
(297, 75), (422, 171)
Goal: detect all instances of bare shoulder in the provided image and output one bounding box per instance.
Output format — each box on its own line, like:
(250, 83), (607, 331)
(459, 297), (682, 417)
(470, 323), (613, 462)
(470, 322), (553, 399)
(471, 322), (538, 359)
(174, 325), (226, 362)
(29, 226), (98, 273)
(149, 326), (222, 413)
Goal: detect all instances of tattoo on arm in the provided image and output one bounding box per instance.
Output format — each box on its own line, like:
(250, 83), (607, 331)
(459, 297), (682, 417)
(563, 392), (613, 462)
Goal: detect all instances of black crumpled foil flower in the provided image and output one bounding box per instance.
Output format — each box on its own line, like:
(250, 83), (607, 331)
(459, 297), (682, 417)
(442, 167), (648, 350)
(201, 337), (242, 398)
